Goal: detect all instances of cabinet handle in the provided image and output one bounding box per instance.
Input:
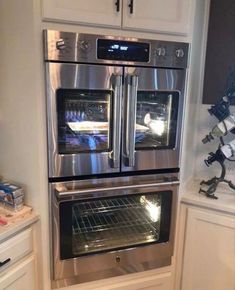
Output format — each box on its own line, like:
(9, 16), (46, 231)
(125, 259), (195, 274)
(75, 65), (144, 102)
(0, 258), (11, 267)
(115, 0), (120, 12)
(128, 0), (134, 14)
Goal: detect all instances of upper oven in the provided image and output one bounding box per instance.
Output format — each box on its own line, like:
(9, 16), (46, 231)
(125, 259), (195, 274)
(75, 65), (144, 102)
(44, 30), (189, 178)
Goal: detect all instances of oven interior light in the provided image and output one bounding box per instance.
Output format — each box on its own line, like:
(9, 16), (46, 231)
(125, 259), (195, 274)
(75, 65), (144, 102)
(149, 120), (165, 136)
(144, 113), (165, 136)
(146, 234), (155, 241)
(140, 196), (160, 223)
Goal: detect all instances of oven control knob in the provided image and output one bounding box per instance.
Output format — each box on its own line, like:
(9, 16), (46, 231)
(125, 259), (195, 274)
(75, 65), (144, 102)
(156, 47), (166, 57)
(56, 39), (66, 50)
(175, 49), (184, 58)
(79, 40), (90, 51)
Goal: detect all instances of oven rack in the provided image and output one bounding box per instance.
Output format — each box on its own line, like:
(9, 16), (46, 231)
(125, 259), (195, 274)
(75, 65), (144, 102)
(73, 222), (159, 255)
(72, 196), (161, 253)
(72, 195), (160, 216)
(73, 207), (159, 234)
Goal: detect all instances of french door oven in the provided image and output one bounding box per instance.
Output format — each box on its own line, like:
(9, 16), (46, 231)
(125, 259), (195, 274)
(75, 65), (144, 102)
(46, 63), (186, 178)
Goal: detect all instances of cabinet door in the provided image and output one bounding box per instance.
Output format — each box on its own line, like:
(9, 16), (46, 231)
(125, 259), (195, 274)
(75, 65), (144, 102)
(96, 271), (173, 290)
(42, 0), (122, 27)
(122, 0), (192, 35)
(0, 256), (36, 290)
(182, 208), (235, 290)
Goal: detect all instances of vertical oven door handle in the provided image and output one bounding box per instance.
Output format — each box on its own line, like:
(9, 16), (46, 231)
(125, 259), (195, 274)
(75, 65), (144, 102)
(109, 74), (122, 168)
(124, 74), (138, 167)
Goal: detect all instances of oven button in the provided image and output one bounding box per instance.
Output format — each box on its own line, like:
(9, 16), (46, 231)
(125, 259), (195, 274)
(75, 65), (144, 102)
(56, 39), (66, 50)
(116, 256), (121, 263)
(156, 47), (166, 57)
(175, 49), (184, 58)
(79, 40), (90, 51)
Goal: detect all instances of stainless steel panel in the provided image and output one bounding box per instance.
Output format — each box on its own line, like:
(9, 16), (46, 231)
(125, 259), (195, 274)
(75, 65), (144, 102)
(44, 30), (189, 69)
(109, 75), (122, 168)
(50, 174), (178, 287)
(123, 74), (138, 167)
(122, 67), (186, 172)
(52, 173), (179, 199)
(46, 62), (123, 177)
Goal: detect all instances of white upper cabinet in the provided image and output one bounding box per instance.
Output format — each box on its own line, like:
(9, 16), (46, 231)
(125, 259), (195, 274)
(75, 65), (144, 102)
(42, 0), (122, 27)
(42, 0), (193, 35)
(122, 0), (192, 35)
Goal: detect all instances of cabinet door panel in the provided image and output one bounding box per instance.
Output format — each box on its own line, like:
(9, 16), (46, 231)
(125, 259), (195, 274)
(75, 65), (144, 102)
(42, 0), (122, 27)
(122, 0), (192, 35)
(106, 272), (172, 290)
(182, 208), (235, 290)
(0, 256), (36, 290)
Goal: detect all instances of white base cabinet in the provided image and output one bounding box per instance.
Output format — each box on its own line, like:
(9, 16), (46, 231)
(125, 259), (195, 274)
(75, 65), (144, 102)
(99, 272), (172, 290)
(60, 270), (173, 290)
(0, 217), (38, 290)
(0, 256), (36, 290)
(181, 207), (235, 290)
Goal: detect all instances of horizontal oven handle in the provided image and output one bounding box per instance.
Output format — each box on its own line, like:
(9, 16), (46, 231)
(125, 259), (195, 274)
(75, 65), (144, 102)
(109, 74), (122, 168)
(56, 180), (180, 198)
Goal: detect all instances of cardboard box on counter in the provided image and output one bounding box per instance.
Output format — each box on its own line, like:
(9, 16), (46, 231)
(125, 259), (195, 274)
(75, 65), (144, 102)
(0, 182), (24, 210)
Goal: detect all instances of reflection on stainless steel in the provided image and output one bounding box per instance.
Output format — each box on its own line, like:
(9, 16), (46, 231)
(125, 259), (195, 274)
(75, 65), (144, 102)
(72, 194), (161, 255)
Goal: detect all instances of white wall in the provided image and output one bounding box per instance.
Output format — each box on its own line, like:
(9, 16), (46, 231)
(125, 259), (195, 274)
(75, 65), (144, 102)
(0, 0), (50, 288)
(179, 0), (210, 189)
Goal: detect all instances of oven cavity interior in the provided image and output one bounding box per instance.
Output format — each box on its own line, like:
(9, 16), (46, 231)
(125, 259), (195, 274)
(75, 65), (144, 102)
(72, 194), (161, 256)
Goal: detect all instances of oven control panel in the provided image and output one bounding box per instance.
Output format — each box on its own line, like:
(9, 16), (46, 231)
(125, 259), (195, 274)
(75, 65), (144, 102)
(44, 30), (189, 69)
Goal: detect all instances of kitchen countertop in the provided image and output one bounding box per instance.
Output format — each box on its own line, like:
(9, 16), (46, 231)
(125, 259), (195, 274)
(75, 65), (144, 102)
(0, 207), (39, 242)
(181, 182), (235, 215)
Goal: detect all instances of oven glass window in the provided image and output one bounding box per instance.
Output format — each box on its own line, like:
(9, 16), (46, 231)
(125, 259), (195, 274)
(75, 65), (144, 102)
(135, 92), (179, 149)
(56, 89), (112, 154)
(63, 191), (172, 257)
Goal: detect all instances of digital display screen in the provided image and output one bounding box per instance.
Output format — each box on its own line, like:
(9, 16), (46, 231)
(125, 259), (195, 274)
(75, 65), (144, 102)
(97, 39), (150, 62)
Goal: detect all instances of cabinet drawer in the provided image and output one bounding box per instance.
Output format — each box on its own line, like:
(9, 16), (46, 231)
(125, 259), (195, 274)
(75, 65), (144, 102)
(0, 228), (33, 272)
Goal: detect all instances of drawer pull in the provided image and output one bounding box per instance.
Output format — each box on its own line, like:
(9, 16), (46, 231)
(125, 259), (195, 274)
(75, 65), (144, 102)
(0, 258), (11, 267)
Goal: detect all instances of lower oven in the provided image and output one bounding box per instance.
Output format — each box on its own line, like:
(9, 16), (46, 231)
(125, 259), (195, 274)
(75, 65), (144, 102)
(50, 174), (179, 288)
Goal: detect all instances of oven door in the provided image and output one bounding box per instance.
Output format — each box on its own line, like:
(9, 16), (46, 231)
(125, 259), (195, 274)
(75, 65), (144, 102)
(46, 63), (123, 178)
(122, 67), (186, 172)
(50, 175), (178, 287)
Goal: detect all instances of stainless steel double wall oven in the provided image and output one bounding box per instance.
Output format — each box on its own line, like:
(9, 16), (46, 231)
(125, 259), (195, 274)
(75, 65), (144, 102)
(44, 30), (189, 288)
